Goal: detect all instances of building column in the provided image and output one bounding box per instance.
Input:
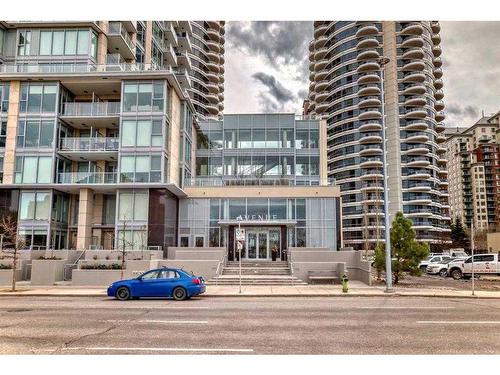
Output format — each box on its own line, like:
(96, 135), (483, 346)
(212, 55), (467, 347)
(3, 81), (21, 184)
(319, 119), (328, 185)
(97, 21), (109, 69)
(144, 21), (153, 66)
(76, 188), (94, 250)
(382, 21), (403, 222)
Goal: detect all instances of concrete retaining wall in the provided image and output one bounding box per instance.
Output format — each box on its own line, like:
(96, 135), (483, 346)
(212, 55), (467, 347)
(83, 250), (162, 261)
(154, 260), (219, 279)
(166, 247), (225, 260)
(0, 269), (22, 285)
(289, 248), (371, 285)
(72, 269), (127, 286)
(30, 259), (67, 285)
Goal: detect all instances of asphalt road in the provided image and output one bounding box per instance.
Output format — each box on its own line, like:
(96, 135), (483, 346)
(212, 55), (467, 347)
(0, 296), (499, 354)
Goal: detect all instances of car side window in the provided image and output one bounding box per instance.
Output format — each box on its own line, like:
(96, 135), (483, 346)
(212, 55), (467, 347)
(141, 270), (160, 280)
(159, 270), (179, 279)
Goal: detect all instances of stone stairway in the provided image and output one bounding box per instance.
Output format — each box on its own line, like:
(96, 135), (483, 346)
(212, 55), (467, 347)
(207, 261), (307, 285)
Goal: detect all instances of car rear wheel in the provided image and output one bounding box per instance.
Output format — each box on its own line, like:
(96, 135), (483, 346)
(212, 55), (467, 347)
(116, 286), (131, 301)
(172, 287), (187, 301)
(439, 269), (448, 278)
(451, 269), (463, 280)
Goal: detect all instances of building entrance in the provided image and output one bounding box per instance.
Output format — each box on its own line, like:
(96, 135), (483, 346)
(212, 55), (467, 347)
(238, 227), (281, 261)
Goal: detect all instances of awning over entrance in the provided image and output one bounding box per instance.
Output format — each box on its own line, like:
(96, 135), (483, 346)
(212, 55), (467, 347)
(218, 220), (297, 227)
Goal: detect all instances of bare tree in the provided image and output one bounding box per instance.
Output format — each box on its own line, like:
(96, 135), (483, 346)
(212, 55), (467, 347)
(0, 215), (26, 292)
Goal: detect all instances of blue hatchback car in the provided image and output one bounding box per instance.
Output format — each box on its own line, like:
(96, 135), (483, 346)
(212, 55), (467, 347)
(107, 268), (206, 301)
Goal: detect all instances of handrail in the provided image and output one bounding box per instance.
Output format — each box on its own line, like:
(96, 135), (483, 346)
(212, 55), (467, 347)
(63, 250), (86, 281)
(214, 253), (227, 286)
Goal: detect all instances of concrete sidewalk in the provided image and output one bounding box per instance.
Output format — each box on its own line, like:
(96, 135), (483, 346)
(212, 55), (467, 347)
(0, 282), (499, 299)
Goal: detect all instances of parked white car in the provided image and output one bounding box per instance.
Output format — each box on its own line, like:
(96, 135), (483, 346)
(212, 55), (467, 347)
(426, 258), (466, 277)
(419, 255), (452, 271)
(448, 253), (500, 280)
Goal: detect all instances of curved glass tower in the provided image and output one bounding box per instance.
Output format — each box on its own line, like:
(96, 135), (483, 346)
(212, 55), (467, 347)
(307, 21), (450, 250)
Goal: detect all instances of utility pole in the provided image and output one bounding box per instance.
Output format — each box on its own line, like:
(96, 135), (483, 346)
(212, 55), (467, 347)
(378, 56), (394, 293)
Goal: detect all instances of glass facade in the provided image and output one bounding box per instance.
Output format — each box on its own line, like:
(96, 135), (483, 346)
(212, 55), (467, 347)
(178, 197), (341, 250)
(194, 114), (323, 186)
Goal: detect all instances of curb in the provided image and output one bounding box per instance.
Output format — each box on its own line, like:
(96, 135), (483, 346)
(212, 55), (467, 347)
(0, 292), (498, 299)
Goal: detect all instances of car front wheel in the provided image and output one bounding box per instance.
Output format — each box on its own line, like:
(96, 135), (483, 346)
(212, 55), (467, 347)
(116, 286), (131, 301)
(451, 269), (463, 280)
(439, 269), (448, 278)
(172, 287), (187, 301)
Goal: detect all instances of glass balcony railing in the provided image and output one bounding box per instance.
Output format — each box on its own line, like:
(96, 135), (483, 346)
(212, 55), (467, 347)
(184, 176), (336, 187)
(0, 62), (172, 74)
(59, 137), (119, 152)
(58, 172), (117, 184)
(61, 102), (121, 117)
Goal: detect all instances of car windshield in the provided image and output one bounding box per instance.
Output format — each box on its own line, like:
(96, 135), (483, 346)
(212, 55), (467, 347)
(441, 259), (454, 264)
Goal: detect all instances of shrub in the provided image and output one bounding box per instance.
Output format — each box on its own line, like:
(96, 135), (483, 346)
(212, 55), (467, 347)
(37, 256), (62, 260)
(81, 263), (123, 270)
(0, 264), (13, 270)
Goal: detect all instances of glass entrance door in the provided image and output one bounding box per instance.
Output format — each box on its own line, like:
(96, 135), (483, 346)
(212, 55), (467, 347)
(247, 232), (257, 259)
(258, 231), (268, 259)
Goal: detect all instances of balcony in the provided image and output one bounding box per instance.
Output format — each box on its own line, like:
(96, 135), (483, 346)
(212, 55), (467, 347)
(357, 73), (380, 85)
(60, 102), (120, 127)
(402, 72), (425, 83)
(402, 47), (424, 60)
(402, 60), (425, 71)
(357, 61), (380, 73)
(432, 45), (442, 57)
(356, 37), (379, 49)
(404, 96), (426, 107)
(314, 47), (328, 60)
(356, 24), (379, 38)
(314, 23), (329, 38)
(359, 146), (383, 157)
(359, 109), (382, 121)
(315, 79), (329, 92)
(435, 90), (444, 100)
(435, 100), (445, 111)
(175, 68), (192, 89)
(58, 171), (117, 184)
(404, 133), (430, 143)
(431, 22), (441, 33)
(163, 44), (178, 67)
(404, 121), (428, 131)
(402, 84), (426, 95)
(359, 134), (383, 144)
(107, 22), (136, 60)
(356, 49), (379, 61)
(358, 96), (381, 108)
(404, 108), (427, 119)
(58, 137), (119, 161)
(358, 84), (381, 96)
(314, 35), (328, 49)
(164, 22), (178, 46)
(401, 23), (424, 35)
(401, 36), (424, 48)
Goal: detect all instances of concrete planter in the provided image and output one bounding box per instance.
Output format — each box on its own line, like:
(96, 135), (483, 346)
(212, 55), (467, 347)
(0, 269), (22, 285)
(72, 269), (128, 286)
(30, 260), (67, 285)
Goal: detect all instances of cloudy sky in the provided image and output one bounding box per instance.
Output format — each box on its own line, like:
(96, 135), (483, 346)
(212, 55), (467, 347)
(224, 21), (500, 128)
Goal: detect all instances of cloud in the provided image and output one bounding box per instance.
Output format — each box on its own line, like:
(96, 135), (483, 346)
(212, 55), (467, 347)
(446, 103), (479, 119)
(251, 72), (295, 104)
(441, 22), (500, 126)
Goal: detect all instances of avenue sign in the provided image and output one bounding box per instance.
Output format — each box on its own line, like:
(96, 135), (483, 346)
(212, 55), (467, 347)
(236, 214), (278, 221)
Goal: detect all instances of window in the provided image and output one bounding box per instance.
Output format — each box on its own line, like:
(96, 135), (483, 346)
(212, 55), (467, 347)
(19, 191), (51, 221)
(14, 156), (53, 183)
(159, 270), (179, 279)
(141, 270), (160, 280)
(180, 236), (189, 247)
(64, 30), (77, 55)
(19, 83), (57, 114)
(118, 191), (148, 221)
(0, 120), (6, 148)
(17, 119), (54, 148)
(120, 154), (161, 183)
(17, 30), (31, 56)
(195, 236), (204, 247)
(121, 119), (163, 147)
(122, 81), (165, 112)
(0, 84), (9, 113)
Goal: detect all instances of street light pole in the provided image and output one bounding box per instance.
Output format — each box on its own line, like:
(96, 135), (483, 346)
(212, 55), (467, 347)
(471, 221), (475, 296)
(238, 218), (242, 294)
(378, 56), (394, 293)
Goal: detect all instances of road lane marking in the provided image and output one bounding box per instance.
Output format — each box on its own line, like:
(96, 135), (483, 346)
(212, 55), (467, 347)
(417, 321), (500, 324)
(103, 319), (208, 324)
(356, 307), (453, 310)
(62, 347), (254, 353)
